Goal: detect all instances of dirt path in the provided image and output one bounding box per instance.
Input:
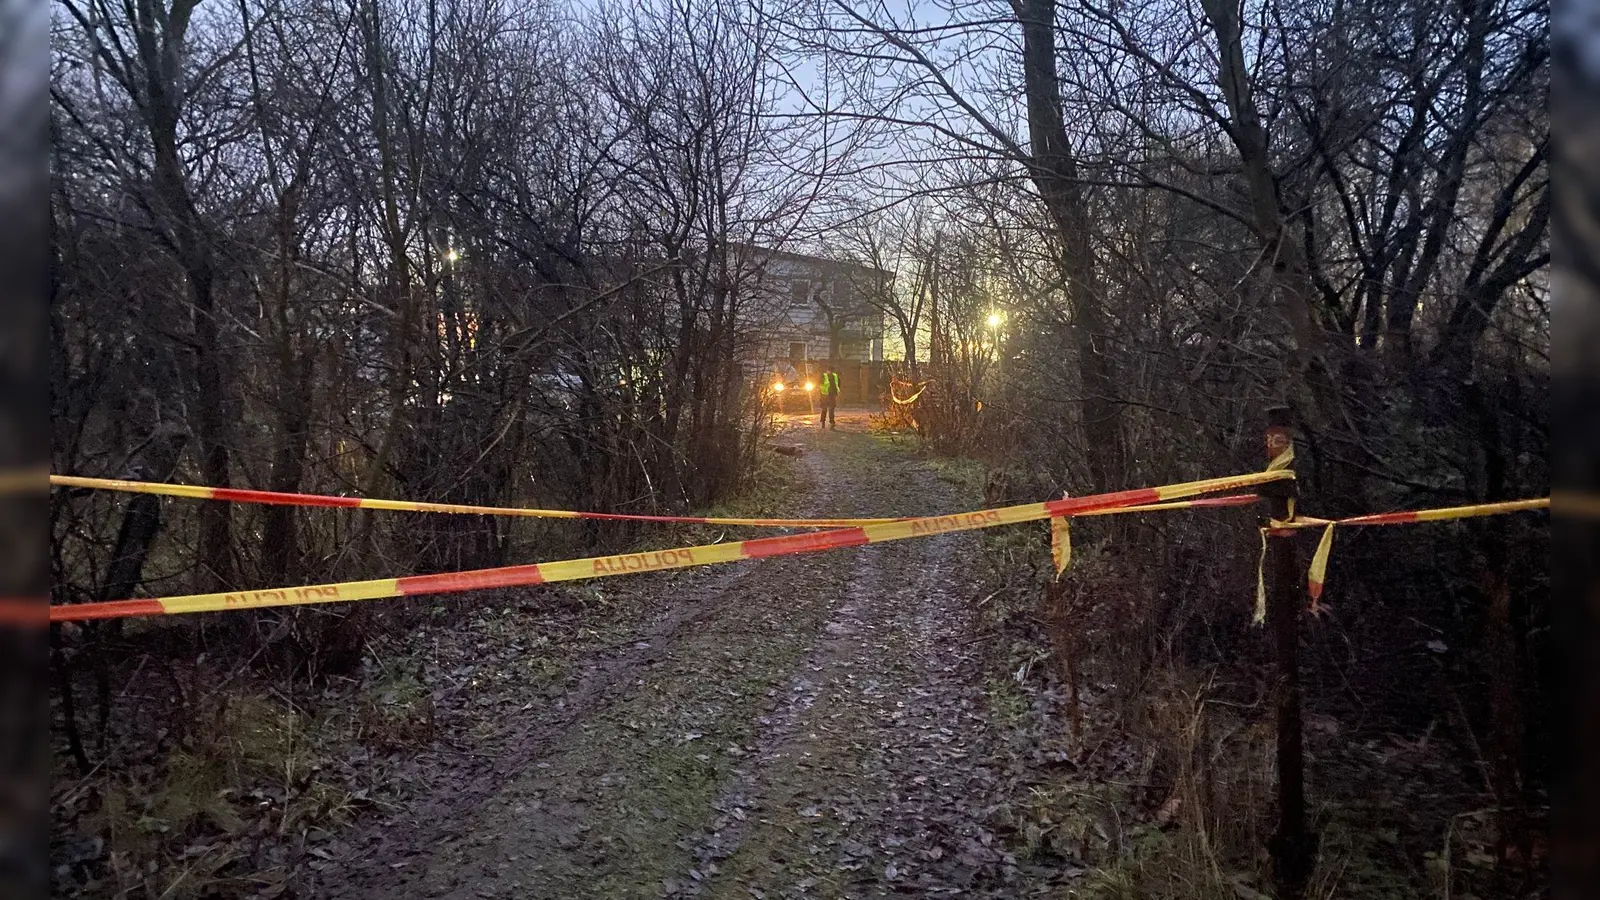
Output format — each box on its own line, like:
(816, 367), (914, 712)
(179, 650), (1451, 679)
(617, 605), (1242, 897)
(312, 411), (1040, 898)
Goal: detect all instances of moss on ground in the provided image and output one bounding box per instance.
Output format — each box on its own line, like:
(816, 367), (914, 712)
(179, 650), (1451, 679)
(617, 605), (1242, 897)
(923, 454), (988, 493)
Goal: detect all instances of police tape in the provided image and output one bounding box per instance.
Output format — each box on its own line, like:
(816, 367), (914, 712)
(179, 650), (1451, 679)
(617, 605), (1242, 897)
(1051, 516), (1071, 578)
(1047, 493), (1259, 580)
(889, 380), (931, 405)
(49, 474), (1261, 530)
(1256, 497), (1549, 618)
(1080, 494), (1259, 517)
(49, 475), (905, 529)
(47, 470), (1291, 622)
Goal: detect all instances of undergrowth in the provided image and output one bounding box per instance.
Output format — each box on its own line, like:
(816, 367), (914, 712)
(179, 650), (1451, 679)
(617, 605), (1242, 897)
(65, 686), (409, 898)
(52, 445), (807, 898)
(950, 450), (1532, 899)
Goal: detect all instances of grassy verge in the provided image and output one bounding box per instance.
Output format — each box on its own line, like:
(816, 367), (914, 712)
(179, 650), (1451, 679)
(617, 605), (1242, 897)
(922, 454), (989, 495)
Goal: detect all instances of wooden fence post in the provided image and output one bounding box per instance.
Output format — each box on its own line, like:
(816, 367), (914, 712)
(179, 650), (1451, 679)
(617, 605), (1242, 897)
(1264, 406), (1315, 897)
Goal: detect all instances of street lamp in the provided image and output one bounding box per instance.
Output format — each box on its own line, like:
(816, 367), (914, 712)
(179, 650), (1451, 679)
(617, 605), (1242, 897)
(444, 248), (460, 264)
(986, 311), (1005, 389)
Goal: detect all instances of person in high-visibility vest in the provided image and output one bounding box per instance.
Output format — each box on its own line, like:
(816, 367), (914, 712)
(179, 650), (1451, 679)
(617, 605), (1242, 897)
(819, 364), (840, 429)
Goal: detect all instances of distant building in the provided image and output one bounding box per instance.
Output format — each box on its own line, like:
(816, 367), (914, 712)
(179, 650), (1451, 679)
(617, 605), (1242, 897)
(733, 246), (889, 370)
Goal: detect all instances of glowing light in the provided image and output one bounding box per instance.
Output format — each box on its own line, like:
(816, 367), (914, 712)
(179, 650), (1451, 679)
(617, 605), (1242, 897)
(986, 312), (1003, 329)
(803, 381), (815, 391)
(771, 381), (786, 392)
(445, 248), (460, 263)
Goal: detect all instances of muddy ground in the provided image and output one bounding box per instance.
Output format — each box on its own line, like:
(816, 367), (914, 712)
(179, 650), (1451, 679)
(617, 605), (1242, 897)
(301, 410), (1072, 899)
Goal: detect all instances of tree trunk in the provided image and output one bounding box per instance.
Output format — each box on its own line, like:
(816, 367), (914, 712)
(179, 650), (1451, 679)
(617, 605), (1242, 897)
(262, 359), (314, 582)
(88, 425), (188, 750)
(134, 0), (234, 588)
(358, 0), (417, 508)
(98, 426), (189, 604)
(1016, 0), (1124, 486)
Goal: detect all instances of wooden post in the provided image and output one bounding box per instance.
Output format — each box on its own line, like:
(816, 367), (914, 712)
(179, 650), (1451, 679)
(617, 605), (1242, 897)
(1263, 406), (1314, 898)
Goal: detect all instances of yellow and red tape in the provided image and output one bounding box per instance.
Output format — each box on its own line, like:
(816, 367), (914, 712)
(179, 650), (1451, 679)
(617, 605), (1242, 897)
(1272, 497), (1550, 611)
(1247, 445), (1546, 620)
(1047, 493), (1259, 579)
(889, 380), (931, 405)
(49, 475), (904, 529)
(43, 461), (1551, 626)
(48, 470), (1290, 622)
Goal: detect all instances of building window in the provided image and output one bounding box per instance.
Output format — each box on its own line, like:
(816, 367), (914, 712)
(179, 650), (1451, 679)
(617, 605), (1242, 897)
(790, 279), (812, 309)
(789, 342), (807, 361)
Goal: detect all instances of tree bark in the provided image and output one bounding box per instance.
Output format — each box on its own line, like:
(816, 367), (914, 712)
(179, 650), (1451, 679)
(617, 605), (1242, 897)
(87, 425), (187, 751)
(97, 426), (188, 604)
(132, 0), (235, 588)
(358, 0), (417, 505)
(1016, 0), (1124, 486)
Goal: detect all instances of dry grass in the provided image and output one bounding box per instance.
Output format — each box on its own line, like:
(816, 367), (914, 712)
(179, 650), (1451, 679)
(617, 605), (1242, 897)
(76, 688), (376, 898)
(966, 520), (1293, 899)
(1079, 669), (1277, 900)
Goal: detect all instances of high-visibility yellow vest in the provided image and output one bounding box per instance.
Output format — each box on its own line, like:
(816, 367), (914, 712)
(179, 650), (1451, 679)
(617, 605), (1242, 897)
(820, 372), (840, 396)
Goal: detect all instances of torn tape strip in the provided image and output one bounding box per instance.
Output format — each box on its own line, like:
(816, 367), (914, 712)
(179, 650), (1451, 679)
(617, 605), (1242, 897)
(1050, 517), (1071, 579)
(1307, 524), (1336, 611)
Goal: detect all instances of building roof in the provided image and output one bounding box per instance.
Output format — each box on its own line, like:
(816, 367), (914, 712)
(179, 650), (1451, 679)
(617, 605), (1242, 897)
(729, 243), (891, 279)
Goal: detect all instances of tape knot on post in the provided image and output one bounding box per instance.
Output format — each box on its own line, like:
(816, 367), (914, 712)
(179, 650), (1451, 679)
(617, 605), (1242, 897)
(1256, 411), (1299, 624)
(1267, 444), (1295, 472)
